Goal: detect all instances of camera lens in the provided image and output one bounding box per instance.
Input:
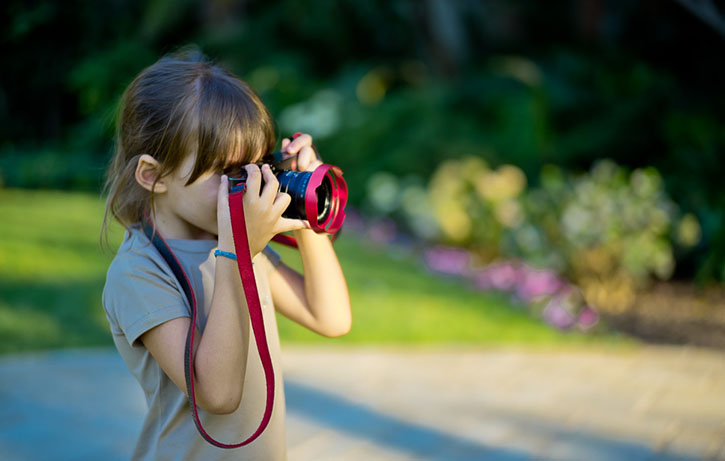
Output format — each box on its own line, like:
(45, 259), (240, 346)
(229, 161), (346, 234)
(277, 170), (334, 223)
(316, 175), (332, 222)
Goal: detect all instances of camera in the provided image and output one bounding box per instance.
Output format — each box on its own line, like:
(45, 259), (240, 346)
(228, 150), (347, 234)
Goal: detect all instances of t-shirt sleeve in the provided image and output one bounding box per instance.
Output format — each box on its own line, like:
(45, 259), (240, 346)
(103, 253), (190, 347)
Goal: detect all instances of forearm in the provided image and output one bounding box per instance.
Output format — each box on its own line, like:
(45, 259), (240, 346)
(193, 257), (250, 414)
(294, 229), (352, 336)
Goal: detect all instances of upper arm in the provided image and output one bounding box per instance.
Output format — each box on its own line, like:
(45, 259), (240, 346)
(140, 317), (200, 396)
(104, 245), (228, 409)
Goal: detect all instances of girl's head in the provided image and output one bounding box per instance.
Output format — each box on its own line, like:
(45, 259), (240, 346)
(103, 47), (274, 238)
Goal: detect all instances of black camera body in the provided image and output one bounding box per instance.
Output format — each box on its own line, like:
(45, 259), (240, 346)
(228, 151), (347, 234)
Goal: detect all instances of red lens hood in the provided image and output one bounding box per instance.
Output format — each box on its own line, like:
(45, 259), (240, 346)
(304, 164), (347, 234)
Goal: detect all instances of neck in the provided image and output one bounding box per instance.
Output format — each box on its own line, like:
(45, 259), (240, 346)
(149, 205), (216, 241)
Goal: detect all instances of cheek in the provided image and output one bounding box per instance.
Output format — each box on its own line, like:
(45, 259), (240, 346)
(203, 176), (222, 215)
(207, 176), (221, 201)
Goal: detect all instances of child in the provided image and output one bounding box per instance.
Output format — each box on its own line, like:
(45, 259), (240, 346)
(101, 48), (352, 460)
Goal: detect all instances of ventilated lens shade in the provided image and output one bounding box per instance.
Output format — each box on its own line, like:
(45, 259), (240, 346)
(229, 164), (346, 235)
(305, 165), (347, 233)
(326, 166), (347, 234)
(315, 176), (333, 223)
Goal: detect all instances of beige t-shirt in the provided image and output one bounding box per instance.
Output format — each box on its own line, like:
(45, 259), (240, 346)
(102, 226), (286, 460)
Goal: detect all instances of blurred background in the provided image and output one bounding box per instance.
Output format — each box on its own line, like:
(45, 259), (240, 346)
(1, 0), (725, 459)
(2, 0), (724, 349)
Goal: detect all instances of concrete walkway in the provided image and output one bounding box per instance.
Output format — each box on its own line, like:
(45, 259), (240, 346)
(1, 345), (724, 460)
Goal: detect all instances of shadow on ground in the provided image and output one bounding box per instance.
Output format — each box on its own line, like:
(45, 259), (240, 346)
(2, 348), (717, 460)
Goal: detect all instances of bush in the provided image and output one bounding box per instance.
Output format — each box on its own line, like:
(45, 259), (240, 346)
(367, 158), (701, 315)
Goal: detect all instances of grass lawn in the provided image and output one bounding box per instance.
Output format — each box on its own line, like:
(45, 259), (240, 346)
(0, 188), (628, 354)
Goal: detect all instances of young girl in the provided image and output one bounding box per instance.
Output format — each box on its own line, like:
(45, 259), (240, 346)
(101, 48), (351, 460)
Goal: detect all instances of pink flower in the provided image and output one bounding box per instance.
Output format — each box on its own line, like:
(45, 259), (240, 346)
(542, 297), (576, 330)
(423, 247), (472, 276)
(576, 305), (599, 330)
(474, 263), (522, 292)
(367, 218), (397, 244)
(342, 206), (366, 234)
(516, 267), (565, 302)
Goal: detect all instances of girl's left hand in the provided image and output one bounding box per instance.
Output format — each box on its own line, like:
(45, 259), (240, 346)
(281, 133), (323, 172)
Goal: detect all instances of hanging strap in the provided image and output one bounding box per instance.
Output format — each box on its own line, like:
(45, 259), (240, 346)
(271, 233), (298, 248)
(142, 184), (275, 449)
(271, 229), (342, 249)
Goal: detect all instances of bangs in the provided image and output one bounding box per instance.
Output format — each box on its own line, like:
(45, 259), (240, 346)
(186, 70), (275, 185)
(105, 47), (277, 233)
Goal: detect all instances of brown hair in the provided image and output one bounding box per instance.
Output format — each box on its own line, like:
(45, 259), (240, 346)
(101, 46), (275, 246)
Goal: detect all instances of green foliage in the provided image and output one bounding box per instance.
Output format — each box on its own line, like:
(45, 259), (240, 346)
(518, 161), (690, 314)
(0, 145), (108, 191)
(0, 189), (119, 352)
(370, 158), (701, 314)
(2, 0), (724, 282)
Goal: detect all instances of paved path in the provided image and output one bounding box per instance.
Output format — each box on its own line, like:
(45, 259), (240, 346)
(1, 345), (724, 460)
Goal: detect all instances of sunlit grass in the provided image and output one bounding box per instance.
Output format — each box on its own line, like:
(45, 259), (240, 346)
(274, 236), (622, 347)
(0, 188), (627, 354)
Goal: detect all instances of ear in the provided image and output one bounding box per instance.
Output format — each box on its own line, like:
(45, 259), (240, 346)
(135, 154), (168, 193)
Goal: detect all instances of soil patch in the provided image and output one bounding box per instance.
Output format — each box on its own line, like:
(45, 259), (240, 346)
(605, 282), (725, 349)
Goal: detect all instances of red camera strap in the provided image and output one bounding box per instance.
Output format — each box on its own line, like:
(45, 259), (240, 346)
(143, 186), (275, 449)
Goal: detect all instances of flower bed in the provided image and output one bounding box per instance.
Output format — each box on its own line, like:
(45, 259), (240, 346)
(357, 158), (710, 340)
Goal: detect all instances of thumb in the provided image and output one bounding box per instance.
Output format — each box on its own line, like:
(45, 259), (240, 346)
(275, 217), (311, 234)
(217, 175), (231, 221)
(218, 175), (229, 203)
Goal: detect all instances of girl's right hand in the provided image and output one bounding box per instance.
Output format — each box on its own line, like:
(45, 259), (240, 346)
(221, 164), (309, 257)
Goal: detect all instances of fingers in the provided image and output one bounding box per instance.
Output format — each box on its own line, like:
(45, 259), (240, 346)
(269, 189), (309, 233)
(297, 145), (323, 172)
(216, 175), (233, 246)
(282, 133), (322, 171)
(275, 217), (311, 234)
(259, 164), (279, 204)
(284, 133), (312, 155)
(217, 175), (230, 210)
(243, 164), (262, 198)
(271, 191), (291, 216)
(218, 174), (228, 197)
(217, 175), (231, 224)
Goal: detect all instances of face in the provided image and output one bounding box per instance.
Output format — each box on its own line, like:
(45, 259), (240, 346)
(160, 153), (221, 239)
(158, 147), (261, 240)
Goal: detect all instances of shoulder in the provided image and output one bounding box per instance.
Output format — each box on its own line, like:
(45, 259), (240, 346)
(103, 227), (189, 344)
(103, 227), (185, 316)
(105, 227), (175, 286)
